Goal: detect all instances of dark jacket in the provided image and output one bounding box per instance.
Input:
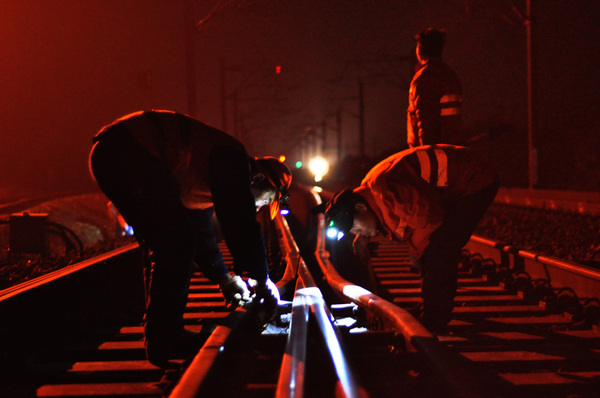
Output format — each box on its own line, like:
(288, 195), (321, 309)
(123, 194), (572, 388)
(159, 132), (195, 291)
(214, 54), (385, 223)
(93, 110), (269, 280)
(407, 59), (463, 147)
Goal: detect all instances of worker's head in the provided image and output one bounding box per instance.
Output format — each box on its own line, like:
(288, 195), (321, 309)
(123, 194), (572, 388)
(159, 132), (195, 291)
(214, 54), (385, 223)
(252, 157), (292, 219)
(415, 27), (446, 63)
(324, 189), (379, 240)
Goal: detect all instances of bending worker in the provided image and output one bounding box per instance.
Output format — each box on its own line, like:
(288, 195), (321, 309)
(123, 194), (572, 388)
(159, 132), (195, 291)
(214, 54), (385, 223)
(324, 144), (498, 333)
(89, 110), (291, 366)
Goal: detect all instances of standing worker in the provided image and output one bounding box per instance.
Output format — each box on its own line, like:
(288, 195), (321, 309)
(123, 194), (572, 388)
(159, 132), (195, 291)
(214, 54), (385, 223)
(407, 28), (463, 147)
(89, 110), (291, 366)
(324, 144), (498, 333)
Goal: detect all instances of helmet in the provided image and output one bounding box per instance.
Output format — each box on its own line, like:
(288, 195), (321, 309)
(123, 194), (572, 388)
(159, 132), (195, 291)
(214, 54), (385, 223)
(254, 157), (292, 219)
(414, 27), (446, 58)
(324, 189), (362, 240)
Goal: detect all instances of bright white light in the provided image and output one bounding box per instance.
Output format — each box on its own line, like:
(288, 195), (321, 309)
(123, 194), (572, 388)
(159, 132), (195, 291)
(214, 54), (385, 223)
(349, 327), (369, 334)
(326, 227), (345, 241)
(342, 284), (372, 300)
(308, 156), (329, 181)
(334, 317), (357, 328)
(326, 227), (339, 239)
(296, 286), (323, 298)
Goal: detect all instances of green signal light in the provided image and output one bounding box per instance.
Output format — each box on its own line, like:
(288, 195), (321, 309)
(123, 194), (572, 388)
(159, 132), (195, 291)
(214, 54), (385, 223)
(295, 161), (303, 168)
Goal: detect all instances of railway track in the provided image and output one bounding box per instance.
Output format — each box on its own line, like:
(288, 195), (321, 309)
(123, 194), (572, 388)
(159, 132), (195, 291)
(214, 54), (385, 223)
(366, 236), (600, 397)
(1, 194), (599, 397)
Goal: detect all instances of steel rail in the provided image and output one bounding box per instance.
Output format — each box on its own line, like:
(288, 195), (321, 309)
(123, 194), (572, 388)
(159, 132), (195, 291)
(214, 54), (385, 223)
(274, 215), (309, 398)
(0, 242), (139, 302)
(274, 213), (301, 296)
(314, 214), (489, 398)
(276, 278), (309, 398)
(168, 309), (250, 398)
(171, 214), (306, 398)
(275, 215), (365, 398)
(467, 235), (600, 299)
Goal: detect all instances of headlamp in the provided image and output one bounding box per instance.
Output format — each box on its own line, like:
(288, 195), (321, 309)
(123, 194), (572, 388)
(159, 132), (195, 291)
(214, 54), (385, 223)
(324, 189), (361, 241)
(256, 157), (292, 220)
(326, 220), (345, 240)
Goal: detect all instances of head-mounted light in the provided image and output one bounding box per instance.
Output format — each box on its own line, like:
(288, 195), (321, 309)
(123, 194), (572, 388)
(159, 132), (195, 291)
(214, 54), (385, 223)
(279, 202), (290, 216)
(324, 189), (360, 240)
(326, 220), (346, 241)
(255, 157), (292, 219)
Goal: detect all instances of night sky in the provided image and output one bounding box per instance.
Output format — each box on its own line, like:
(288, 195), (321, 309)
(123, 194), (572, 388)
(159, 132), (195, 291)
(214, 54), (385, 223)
(1, 0), (598, 197)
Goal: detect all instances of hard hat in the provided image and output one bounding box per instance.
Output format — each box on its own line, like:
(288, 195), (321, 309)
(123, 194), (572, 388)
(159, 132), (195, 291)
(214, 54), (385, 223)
(254, 157), (292, 219)
(324, 189), (362, 239)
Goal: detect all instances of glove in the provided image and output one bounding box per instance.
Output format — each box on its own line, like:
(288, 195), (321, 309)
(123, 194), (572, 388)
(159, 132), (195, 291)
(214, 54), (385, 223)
(352, 235), (370, 261)
(218, 274), (251, 310)
(248, 277), (280, 324)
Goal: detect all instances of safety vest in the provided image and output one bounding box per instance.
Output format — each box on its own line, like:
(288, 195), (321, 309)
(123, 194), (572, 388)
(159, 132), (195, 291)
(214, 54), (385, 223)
(407, 59), (463, 147)
(356, 145), (497, 258)
(414, 146), (448, 187)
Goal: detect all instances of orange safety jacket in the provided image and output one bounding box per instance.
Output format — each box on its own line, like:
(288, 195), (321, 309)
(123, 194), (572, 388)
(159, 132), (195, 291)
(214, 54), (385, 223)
(354, 145), (496, 259)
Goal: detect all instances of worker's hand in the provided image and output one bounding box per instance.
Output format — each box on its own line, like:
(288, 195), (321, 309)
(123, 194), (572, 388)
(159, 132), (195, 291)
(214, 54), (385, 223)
(352, 235), (371, 262)
(218, 274), (251, 310)
(248, 277), (280, 324)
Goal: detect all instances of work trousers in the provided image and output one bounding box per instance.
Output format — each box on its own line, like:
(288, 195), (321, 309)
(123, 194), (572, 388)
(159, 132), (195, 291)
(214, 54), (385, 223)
(416, 180), (499, 330)
(89, 126), (227, 342)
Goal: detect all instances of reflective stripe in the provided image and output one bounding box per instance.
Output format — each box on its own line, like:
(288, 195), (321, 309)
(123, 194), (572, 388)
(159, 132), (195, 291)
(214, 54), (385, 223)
(416, 148), (448, 187)
(415, 149), (431, 183)
(441, 107), (461, 116)
(440, 94), (462, 104)
(434, 148), (448, 187)
(440, 94), (462, 116)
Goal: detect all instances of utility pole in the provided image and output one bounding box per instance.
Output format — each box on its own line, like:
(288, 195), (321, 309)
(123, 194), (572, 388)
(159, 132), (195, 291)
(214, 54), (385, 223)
(321, 120), (327, 156)
(233, 93), (239, 139)
(358, 79), (365, 158)
(526, 0), (536, 189)
(336, 109), (343, 163)
(184, 0), (197, 116)
(220, 57), (227, 131)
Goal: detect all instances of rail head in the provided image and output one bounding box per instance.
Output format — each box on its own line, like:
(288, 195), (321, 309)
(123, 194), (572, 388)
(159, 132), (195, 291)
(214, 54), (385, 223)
(276, 214), (366, 398)
(173, 214), (366, 398)
(0, 242), (140, 302)
(168, 309), (250, 398)
(467, 234), (600, 300)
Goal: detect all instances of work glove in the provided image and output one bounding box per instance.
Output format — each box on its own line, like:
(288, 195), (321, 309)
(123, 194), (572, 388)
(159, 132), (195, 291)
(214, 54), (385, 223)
(218, 274), (251, 310)
(248, 277), (280, 324)
(352, 235), (371, 262)
(352, 236), (380, 262)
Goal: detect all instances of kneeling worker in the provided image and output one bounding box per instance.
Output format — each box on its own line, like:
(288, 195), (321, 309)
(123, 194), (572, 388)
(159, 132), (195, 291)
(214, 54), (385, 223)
(89, 110), (291, 366)
(324, 144), (498, 333)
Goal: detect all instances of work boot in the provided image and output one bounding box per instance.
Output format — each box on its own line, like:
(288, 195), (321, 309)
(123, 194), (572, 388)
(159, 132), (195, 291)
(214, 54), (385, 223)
(145, 328), (206, 368)
(419, 314), (451, 335)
